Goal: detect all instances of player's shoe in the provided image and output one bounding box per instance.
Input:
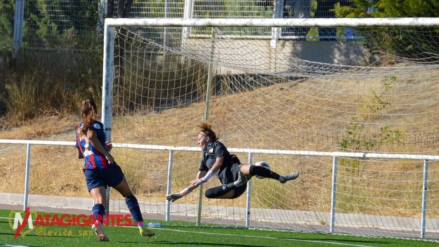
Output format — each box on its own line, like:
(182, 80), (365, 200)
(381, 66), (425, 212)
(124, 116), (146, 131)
(140, 228), (155, 237)
(280, 172), (299, 184)
(91, 224), (109, 241)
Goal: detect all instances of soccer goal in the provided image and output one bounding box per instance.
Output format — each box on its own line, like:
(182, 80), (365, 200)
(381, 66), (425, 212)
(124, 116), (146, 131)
(101, 18), (439, 240)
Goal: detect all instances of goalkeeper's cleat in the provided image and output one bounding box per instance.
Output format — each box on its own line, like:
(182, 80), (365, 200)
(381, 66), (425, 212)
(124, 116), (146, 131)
(140, 228), (155, 237)
(280, 172), (299, 184)
(91, 224), (109, 241)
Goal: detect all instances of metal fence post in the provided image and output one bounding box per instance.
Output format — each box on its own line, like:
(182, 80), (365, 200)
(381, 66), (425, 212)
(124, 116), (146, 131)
(13, 0), (25, 57)
(245, 152), (253, 227)
(23, 143), (31, 210)
(420, 159), (429, 238)
(166, 150), (174, 221)
(330, 156), (338, 233)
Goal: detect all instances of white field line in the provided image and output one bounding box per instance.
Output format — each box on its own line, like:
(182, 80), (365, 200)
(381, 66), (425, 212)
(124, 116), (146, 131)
(150, 228), (378, 247)
(0, 243), (29, 247)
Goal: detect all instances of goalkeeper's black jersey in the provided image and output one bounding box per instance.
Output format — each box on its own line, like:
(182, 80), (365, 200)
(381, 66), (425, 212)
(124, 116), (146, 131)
(199, 141), (239, 184)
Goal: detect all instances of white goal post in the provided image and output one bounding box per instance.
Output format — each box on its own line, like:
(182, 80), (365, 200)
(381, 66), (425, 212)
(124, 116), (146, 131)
(101, 17), (439, 240)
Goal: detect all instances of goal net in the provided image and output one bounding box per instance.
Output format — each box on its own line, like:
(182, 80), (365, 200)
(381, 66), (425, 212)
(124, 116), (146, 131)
(102, 18), (439, 240)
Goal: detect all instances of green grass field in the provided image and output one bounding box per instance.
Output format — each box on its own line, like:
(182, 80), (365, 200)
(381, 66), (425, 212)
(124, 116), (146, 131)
(0, 209), (437, 247)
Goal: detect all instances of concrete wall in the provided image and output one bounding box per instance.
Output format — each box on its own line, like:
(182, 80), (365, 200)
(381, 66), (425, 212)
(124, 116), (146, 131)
(275, 40), (370, 66)
(186, 39), (370, 74)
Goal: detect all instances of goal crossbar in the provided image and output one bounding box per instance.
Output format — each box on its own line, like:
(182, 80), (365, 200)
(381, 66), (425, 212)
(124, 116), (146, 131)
(104, 17), (439, 28)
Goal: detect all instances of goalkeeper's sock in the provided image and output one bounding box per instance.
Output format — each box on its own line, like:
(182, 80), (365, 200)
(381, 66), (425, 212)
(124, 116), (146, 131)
(126, 195), (144, 223)
(249, 165), (281, 180)
(206, 186), (231, 198)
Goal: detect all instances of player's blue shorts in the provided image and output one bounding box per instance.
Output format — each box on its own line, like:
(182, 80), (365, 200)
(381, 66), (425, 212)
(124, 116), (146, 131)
(83, 163), (124, 192)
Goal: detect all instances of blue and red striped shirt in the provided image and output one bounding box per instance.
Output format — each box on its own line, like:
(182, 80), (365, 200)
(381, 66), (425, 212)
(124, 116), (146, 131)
(75, 121), (109, 170)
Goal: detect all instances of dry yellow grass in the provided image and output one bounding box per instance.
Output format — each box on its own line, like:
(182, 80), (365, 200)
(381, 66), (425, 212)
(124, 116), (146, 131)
(0, 114), (88, 198)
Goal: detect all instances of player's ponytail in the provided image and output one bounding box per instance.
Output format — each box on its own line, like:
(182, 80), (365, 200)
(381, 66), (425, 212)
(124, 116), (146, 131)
(198, 122), (218, 141)
(80, 99), (98, 136)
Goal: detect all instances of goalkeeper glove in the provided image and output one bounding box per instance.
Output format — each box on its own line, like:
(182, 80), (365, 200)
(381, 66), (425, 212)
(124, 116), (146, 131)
(167, 188), (191, 202)
(166, 193), (183, 202)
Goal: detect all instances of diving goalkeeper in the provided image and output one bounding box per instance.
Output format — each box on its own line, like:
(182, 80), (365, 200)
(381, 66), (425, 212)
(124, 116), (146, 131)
(166, 122), (300, 202)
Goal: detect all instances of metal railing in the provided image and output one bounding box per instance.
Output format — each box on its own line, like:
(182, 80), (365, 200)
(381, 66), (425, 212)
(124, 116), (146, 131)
(1, 139), (438, 237)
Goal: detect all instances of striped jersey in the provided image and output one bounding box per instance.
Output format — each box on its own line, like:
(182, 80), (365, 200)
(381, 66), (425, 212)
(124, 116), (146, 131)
(75, 121), (109, 169)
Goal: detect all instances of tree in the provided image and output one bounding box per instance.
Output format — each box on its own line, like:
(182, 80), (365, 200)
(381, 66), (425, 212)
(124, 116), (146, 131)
(0, 0), (100, 50)
(334, 0), (439, 18)
(0, 0), (15, 48)
(334, 0), (439, 61)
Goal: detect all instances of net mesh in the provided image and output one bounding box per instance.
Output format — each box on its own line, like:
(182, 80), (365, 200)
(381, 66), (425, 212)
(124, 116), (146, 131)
(107, 24), (439, 240)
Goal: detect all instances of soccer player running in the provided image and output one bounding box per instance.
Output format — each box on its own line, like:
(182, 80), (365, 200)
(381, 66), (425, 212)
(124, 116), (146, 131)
(75, 99), (155, 241)
(167, 123), (299, 202)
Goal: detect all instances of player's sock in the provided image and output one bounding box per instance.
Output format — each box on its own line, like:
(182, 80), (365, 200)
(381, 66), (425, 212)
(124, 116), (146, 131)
(92, 204), (106, 226)
(249, 165), (281, 180)
(137, 221), (145, 229)
(206, 186), (230, 198)
(126, 195), (144, 227)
